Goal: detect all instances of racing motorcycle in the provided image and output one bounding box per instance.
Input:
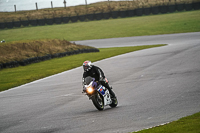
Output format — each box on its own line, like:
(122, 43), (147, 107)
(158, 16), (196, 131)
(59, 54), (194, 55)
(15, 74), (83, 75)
(83, 76), (118, 110)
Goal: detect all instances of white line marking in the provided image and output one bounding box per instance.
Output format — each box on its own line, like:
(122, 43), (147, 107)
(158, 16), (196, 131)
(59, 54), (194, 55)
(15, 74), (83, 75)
(63, 93), (73, 97)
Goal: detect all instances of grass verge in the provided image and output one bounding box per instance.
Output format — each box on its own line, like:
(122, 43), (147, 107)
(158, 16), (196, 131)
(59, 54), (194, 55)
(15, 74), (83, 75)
(0, 44), (166, 92)
(0, 10), (200, 42)
(0, 39), (97, 64)
(132, 111), (200, 133)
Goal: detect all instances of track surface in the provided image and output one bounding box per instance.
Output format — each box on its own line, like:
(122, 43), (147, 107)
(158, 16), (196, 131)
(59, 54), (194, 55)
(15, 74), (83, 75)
(1, 32), (200, 133)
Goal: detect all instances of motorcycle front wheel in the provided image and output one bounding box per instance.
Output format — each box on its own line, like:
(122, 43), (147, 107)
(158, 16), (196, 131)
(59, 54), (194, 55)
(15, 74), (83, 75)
(92, 92), (104, 111)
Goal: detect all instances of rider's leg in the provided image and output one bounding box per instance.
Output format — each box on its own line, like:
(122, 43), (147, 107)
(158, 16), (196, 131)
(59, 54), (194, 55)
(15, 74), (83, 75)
(100, 81), (116, 98)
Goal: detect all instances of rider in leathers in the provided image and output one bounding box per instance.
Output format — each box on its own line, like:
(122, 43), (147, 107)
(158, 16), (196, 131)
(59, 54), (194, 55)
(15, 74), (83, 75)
(82, 61), (116, 98)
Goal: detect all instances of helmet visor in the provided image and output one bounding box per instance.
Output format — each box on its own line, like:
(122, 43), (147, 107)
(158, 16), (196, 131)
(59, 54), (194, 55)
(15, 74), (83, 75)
(83, 66), (89, 71)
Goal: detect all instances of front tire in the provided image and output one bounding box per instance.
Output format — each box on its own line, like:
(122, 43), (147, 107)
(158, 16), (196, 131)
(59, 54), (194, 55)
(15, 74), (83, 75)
(92, 92), (104, 110)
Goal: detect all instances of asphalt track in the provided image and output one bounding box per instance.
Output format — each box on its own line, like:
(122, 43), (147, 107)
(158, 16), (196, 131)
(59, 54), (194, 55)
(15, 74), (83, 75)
(1, 32), (200, 133)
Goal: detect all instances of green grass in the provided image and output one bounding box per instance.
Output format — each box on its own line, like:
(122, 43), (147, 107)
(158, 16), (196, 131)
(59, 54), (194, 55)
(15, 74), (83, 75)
(0, 44), (166, 92)
(0, 10), (200, 43)
(133, 112), (200, 133)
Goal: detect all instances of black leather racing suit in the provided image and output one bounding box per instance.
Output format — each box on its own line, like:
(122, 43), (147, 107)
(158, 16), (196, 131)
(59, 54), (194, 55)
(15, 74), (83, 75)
(82, 65), (115, 97)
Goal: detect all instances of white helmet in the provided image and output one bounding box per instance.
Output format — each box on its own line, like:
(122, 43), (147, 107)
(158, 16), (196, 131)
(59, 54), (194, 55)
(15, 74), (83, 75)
(83, 61), (92, 72)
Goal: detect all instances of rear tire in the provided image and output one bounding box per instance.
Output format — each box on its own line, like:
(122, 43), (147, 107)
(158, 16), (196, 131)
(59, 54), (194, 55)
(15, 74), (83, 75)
(109, 97), (118, 108)
(92, 92), (104, 110)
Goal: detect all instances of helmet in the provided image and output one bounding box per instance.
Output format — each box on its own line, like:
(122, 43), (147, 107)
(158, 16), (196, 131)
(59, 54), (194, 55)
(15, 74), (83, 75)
(83, 61), (92, 72)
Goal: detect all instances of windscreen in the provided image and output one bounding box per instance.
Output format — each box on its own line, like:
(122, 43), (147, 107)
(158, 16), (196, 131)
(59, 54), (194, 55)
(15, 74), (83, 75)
(85, 76), (93, 85)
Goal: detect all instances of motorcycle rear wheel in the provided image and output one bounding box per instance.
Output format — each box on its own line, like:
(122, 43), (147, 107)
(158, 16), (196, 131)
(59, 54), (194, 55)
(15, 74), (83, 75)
(109, 97), (118, 108)
(92, 92), (104, 110)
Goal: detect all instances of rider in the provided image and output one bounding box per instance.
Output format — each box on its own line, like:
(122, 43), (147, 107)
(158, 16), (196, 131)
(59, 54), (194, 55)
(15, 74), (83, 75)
(82, 60), (116, 98)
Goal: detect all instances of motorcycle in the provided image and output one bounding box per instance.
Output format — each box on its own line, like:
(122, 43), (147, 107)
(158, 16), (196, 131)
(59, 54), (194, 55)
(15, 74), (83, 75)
(83, 76), (118, 110)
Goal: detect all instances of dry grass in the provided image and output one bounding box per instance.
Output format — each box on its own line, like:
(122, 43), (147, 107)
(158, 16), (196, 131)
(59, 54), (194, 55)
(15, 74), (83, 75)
(0, 39), (94, 63)
(0, 0), (196, 22)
